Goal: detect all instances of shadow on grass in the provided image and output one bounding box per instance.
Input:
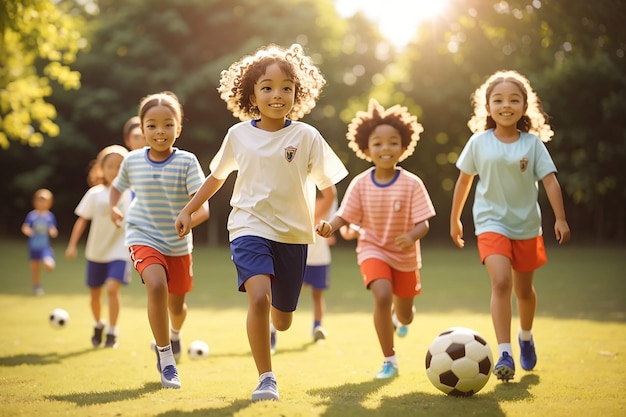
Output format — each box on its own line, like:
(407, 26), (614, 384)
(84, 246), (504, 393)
(0, 347), (94, 366)
(154, 399), (250, 417)
(306, 374), (540, 417)
(45, 382), (162, 406)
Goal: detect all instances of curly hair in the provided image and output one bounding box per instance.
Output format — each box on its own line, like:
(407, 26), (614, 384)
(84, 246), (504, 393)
(467, 70), (553, 142)
(346, 98), (423, 163)
(218, 44), (325, 121)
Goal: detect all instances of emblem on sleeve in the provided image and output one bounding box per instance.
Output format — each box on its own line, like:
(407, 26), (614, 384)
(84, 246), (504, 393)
(520, 157), (528, 173)
(285, 146), (297, 162)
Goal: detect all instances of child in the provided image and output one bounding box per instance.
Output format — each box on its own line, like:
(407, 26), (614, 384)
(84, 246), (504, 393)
(66, 145), (131, 348)
(175, 44), (348, 401)
(110, 91), (209, 389)
(450, 70), (571, 382)
(303, 185), (338, 343)
(316, 99), (435, 379)
(21, 188), (58, 295)
(122, 116), (147, 151)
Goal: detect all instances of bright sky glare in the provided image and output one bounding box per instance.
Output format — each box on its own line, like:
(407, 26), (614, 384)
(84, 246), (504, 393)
(334, 0), (449, 48)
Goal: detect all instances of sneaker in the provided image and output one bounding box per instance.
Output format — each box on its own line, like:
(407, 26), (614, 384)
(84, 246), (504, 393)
(160, 364), (181, 389)
(493, 352), (515, 381)
(395, 324), (408, 338)
(313, 325), (327, 342)
(33, 285), (44, 296)
(92, 325), (104, 347)
(252, 377), (279, 401)
(104, 334), (118, 348)
(270, 328), (277, 355)
(171, 338), (181, 360)
(519, 336), (537, 371)
(375, 361), (399, 379)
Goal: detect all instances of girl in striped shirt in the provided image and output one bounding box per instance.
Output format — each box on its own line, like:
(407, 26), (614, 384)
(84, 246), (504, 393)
(316, 99), (436, 379)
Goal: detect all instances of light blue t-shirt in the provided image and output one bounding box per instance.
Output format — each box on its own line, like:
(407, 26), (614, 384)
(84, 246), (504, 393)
(112, 148), (205, 256)
(456, 129), (557, 239)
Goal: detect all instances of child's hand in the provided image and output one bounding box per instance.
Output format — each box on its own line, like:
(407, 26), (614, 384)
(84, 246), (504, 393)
(110, 206), (124, 228)
(49, 227), (58, 239)
(395, 232), (414, 250)
(175, 212), (191, 238)
(315, 220), (333, 238)
(339, 224), (360, 240)
(65, 245), (76, 260)
(554, 219), (570, 244)
(450, 220), (465, 248)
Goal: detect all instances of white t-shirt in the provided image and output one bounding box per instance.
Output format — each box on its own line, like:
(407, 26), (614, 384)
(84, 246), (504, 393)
(210, 121), (348, 244)
(456, 129), (557, 239)
(74, 184), (132, 263)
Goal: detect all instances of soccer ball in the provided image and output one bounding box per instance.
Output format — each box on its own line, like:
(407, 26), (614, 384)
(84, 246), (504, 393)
(425, 327), (493, 396)
(49, 308), (69, 328)
(188, 340), (209, 359)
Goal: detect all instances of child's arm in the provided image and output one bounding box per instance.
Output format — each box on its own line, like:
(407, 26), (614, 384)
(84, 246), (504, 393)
(395, 220), (430, 250)
(49, 222), (58, 239)
(189, 201), (210, 229)
(65, 217), (88, 259)
(316, 216), (348, 238)
(315, 186), (336, 223)
(109, 187), (124, 228)
(21, 223), (33, 237)
(450, 171), (475, 248)
(542, 173), (571, 244)
(176, 175), (225, 237)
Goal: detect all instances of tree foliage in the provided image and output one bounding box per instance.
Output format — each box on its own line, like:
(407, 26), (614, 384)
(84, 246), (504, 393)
(0, 0), (85, 148)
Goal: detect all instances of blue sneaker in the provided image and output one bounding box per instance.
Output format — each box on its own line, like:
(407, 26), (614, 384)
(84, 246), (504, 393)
(375, 362), (399, 379)
(519, 336), (537, 371)
(270, 328), (277, 355)
(395, 325), (408, 338)
(252, 377), (279, 401)
(493, 352), (515, 381)
(160, 364), (181, 389)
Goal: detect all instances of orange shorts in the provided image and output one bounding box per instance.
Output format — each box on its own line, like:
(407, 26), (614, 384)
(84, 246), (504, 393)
(359, 258), (421, 298)
(477, 232), (547, 273)
(129, 245), (193, 295)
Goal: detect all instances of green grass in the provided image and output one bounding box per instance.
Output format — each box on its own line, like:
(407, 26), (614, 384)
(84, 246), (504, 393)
(0, 238), (624, 416)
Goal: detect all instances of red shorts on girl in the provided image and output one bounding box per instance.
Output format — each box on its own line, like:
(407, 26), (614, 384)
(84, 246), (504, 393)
(477, 232), (547, 273)
(359, 258), (421, 298)
(129, 245), (193, 294)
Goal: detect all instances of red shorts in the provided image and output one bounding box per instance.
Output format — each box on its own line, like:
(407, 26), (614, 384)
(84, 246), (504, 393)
(477, 232), (547, 273)
(129, 245), (193, 294)
(359, 258), (421, 298)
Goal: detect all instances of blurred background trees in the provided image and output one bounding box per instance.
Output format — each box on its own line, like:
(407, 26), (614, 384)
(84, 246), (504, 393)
(1, 0), (624, 243)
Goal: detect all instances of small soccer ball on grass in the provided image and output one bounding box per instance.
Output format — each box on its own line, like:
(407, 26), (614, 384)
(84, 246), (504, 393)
(49, 308), (69, 328)
(188, 340), (209, 359)
(425, 327), (493, 397)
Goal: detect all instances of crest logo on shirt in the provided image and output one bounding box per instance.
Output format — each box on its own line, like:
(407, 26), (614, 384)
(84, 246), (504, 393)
(285, 146), (297, 162)
(520, 157), (528, 173)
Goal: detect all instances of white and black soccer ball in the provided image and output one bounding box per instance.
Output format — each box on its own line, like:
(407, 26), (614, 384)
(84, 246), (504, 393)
(49, 308), (69, 328)
(188, 340), (209, 359)
(425, 327), (493, 396)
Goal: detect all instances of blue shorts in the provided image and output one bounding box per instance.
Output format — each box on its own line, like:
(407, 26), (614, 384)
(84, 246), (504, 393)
(230, 235), (307, 312)
(303, 265), (330, 290)
(86, 260), (131, 288)
(29, 246), (54, 261)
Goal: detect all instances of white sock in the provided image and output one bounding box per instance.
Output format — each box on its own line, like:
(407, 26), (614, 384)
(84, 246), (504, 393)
(259, 371), (275, 382)
(270, 322), (276, 333)
(519, 329), (532, 341)
(384, 355), (398, 366)
(391, 312), (400, 327)
(498, 343), (512, 357)
(94, 320), (105, 329)
(107, 325), (117, 336)
(170, 328), (180, 341)
(157, 344), (176, 368)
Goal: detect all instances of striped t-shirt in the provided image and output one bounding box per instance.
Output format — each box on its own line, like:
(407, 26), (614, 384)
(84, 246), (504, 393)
(112, 148), (205, 256)
(336, 167), (436, 271)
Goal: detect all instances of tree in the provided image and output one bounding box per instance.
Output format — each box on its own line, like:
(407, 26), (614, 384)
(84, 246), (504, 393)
(0, 0), (86, 149)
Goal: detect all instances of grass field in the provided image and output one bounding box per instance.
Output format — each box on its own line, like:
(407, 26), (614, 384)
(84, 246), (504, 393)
(0, 238), (624, 417)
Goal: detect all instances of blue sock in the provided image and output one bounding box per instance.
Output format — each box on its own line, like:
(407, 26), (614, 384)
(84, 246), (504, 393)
(313, 320), (321, 329)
